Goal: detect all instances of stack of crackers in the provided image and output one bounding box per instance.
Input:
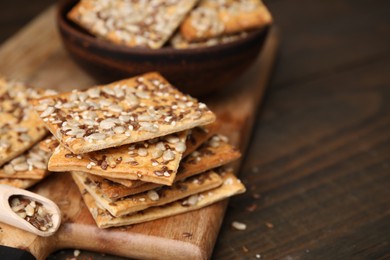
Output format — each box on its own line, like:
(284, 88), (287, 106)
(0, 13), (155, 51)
(68, 0), (272, 49)
(0, 78), (57, 189)
(30, 72), (245, 228)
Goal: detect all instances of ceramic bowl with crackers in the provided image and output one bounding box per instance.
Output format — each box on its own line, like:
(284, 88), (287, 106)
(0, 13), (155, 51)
(57, 0), (272, 96)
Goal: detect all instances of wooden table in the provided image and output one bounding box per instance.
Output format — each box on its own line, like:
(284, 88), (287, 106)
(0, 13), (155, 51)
(1, 0), (389, 259)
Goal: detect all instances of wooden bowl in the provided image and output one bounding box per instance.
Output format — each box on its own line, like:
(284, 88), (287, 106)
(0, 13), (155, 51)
(57, 0), (269, 97)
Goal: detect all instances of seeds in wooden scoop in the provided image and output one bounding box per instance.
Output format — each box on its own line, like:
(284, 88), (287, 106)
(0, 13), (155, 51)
(10, 195), (53, 232)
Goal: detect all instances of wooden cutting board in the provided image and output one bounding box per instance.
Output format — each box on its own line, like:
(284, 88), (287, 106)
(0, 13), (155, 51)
(0, 6), (278, 260)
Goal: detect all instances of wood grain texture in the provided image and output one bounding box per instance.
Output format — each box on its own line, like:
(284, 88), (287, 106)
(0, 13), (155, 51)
(0, 5), (278, 260)
(212, 0), (390, 259)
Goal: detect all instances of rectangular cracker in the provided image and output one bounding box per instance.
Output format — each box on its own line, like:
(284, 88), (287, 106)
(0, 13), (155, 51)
(183, 122), (219, 157)
(180, 0), (272, 42)
(31, 72), (216, 154)
(49, 131), (188, 186)
(38, 135), (60, 153)
(82, 134), (241, 201)
(68, 0), (199, 49)
(75, 168), (246, 228)
(99, 122), (219, 188)
(72, 170), (223, 217)
(0, 78), (56, 167)
(0, 139), (52, 179)
(103, 176), (145, 188)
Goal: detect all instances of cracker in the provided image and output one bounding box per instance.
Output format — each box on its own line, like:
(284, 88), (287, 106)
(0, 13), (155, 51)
(38, 135), (59, 153)
(104, 176), (144, 188)
(0, 78), (56, 167)
(72, 170), (222, 217)
(31, 72), (216, 154)
(68, 0), (199, 49)
(0, 140), (52, 179)
(0, 178), (40, 189)
(49, 131), (188, 185)
(76, 168), (245, 228)
(178, 134), (241, 177)
(99, 123), (219, 188)
(183, 122), (219, 157)
(180, 0), (272, 42)
(83, 134), (241, 201)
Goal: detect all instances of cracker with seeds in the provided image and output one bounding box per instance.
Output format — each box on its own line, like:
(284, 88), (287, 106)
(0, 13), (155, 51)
(68, 0), (199, 49)
(103, 176), (145, 188)
(72, 170), (222, 217)
(31, 72), (216, 154)
(183, 123), (219, 157)
(49, 131), (188, 185)
(98, 123), (219, 188)
(75, 168), (245, 228)
(178, 134), (241, 175)
(180, 0), (272, 42)
(0, 140), (52, 179)
(82, 134), (241, 201)
(39, 135), (59, 153)
(0, 78), (56, 167)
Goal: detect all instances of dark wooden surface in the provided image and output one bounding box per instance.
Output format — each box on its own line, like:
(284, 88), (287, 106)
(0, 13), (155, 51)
(1, 0), (389, 259)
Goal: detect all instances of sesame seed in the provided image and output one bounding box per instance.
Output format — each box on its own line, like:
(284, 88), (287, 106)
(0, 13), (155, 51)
(147, 190), (160, 201)
(163, 150), (175, 162)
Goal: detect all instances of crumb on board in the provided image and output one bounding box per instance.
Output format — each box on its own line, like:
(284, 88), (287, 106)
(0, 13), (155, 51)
(252, 193), (261, 199)
(265, 222), (274, 229)
(232, 221), (247, 230)
(246, 203), (257, 212)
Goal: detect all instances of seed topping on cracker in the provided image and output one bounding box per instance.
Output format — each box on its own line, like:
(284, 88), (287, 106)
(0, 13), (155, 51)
(72, 170), (223, 217)
(0, 78), (56, 167)
(180, 0), (272, 42)
(74, 168), (245, 228)
(78, 133), (241, 201)
(31, 72), (215, 154)
(68, 0), (199, 49)
(48, 131), (188, 185)
(0, 143), (51, 179)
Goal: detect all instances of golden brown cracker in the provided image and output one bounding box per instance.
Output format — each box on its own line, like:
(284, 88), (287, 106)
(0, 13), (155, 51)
(0, 141), (52, 179)
(180, 0), (272, 42)
(72, 170), (223, 217)
(87, 134), (241, 201)
(68, 0), (199, 49)
(31, 72), (215, 154)
(0, 78), (56, 167)
(75, 168), (245, 228)
(49, 131), (188, 186)
(183, 122), (220, 157)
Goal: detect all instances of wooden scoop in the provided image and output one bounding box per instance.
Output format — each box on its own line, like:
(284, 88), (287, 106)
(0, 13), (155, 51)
(0, 184), (61, 237)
